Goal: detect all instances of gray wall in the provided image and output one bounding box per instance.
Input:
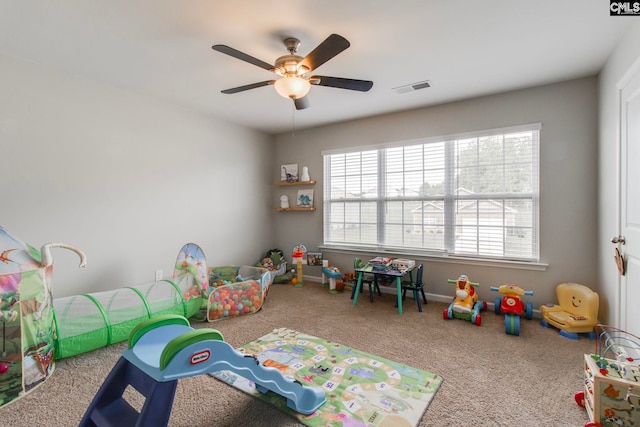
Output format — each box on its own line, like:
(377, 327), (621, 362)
(598, 23), (640, 325)
(273, 77), (599, 308)
(6, 16), (638, 323)
(1, 54), (274, 298)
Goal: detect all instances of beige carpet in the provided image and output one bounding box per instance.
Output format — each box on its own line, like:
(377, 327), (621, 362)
(0, 282), (593, 426)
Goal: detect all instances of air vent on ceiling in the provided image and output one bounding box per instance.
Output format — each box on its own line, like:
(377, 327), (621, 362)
(393, 80), (431, 94)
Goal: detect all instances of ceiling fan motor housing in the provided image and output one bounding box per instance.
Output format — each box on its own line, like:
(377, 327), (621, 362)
(274, 54), (307, 76)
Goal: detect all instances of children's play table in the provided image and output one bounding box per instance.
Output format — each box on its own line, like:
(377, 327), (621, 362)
(352, 263), (414, 314)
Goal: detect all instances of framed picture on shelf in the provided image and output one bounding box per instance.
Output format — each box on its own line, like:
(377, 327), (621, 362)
(297, 189), (314, 207)
(281, 164), (299, 182)
(306, 252), (323, 266)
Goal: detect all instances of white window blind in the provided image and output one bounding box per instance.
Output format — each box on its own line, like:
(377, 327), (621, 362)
(323, 124), (540, 261)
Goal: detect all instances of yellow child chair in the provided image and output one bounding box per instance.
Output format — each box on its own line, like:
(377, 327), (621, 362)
(540, 283), (599, 340)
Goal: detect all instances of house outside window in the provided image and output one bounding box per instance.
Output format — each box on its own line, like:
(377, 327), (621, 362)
(322, 123), (540, 262)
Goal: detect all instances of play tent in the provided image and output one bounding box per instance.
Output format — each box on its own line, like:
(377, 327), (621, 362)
(0, 226), (86, 408)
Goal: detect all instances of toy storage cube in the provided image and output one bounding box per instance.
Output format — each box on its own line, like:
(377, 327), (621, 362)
(582, 354), (640, 426)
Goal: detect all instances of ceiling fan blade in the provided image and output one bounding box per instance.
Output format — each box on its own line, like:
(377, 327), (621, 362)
(212, 45), (274, 72)
(221, 80), (275, 94)
(298, 34), (350, 73)
(310, 76), (373, 92)
(294, 96), (310, 110)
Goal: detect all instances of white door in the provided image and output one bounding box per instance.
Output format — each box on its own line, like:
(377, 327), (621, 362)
(618, 68), (640, 338)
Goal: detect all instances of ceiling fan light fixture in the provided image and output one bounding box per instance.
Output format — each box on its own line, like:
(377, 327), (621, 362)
(274, 76), (311, 100)
(213, 34), (372, 110)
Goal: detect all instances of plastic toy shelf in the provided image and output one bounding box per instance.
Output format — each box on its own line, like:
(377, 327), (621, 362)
(275, 207), (316, 211)
(275, 180), (316, 186)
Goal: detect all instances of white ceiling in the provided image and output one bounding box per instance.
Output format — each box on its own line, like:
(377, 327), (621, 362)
(0, 1), (632, 135)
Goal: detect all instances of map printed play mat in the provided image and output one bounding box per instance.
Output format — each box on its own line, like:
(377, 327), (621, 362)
(211, 328), (443, 427)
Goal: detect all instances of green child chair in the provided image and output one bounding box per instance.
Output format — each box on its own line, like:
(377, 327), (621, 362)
(400, 264), (427, 312)
(351, 258), (381, 302)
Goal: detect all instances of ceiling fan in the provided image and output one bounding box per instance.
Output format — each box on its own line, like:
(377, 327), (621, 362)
(212, 34), (373, 110)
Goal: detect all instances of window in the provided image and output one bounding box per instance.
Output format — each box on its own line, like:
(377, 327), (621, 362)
(322, 124), (540, 262)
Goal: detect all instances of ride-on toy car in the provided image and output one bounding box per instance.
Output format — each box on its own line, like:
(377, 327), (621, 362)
(443, 275), (487, 326)
(491, 284), (534, 336)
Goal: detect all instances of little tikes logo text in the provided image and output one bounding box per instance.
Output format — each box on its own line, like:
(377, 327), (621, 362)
(610, 1), (640, 15)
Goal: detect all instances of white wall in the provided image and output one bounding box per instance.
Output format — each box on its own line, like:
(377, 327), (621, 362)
(1, 54), (274, 298)
(273, 77), (599, 308)
(598, 22), (640, 325)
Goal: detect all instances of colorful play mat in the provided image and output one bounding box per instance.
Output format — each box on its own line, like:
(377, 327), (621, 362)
(211, 328), (443, 427)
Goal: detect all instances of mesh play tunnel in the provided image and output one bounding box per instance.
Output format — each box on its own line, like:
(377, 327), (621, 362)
(52, 279), (201, 359)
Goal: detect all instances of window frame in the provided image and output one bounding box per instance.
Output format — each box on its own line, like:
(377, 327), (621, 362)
(322, 123), (542, 264)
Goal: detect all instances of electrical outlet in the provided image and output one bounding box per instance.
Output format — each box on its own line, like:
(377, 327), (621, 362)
(155, 270), (163, 281)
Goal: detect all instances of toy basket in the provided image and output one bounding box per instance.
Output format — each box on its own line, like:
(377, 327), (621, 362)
(206, 266), (271, 322)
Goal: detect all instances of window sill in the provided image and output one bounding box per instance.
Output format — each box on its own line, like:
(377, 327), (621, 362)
(318, 245), (548, 271)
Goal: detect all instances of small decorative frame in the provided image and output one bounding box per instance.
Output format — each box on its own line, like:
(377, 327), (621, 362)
(306, 252), (323, 266)
(281, 164), (299, 182)
(297, 189), (314, 207)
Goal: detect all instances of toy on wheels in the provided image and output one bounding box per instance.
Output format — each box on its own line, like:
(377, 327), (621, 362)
(491, 284), (533, 336)
(442, 275), (486, 326)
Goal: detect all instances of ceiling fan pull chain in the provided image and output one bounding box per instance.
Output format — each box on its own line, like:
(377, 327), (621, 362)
(291, 102), (296, 141)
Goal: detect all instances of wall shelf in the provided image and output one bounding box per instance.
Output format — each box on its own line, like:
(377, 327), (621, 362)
(276, 180), (316, 186)
(275, 207), (316, 212)
(276, 180), (315, 211)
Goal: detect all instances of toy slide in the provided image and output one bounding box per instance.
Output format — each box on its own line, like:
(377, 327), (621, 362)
(80, 315), (325, 426)
(127, 316), (326, 413)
